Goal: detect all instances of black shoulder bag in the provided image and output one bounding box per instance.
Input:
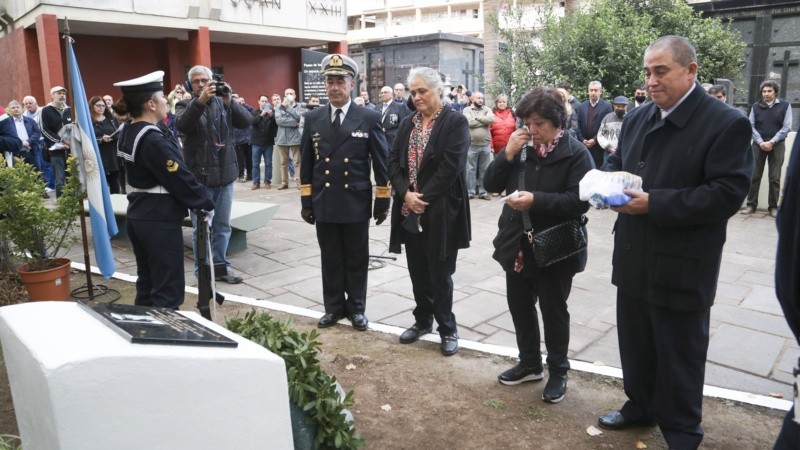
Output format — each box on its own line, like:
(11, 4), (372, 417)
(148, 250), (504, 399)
(518, 147), (588, 267)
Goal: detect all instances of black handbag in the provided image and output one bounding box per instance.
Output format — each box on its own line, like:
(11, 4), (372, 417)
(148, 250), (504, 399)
(528, 216), (588, 267)
(517, 147), (588, 267)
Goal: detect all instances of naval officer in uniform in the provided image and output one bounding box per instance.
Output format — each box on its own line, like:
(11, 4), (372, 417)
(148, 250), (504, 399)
(113, 71), (214, 309)
(300, 54), (390, 331)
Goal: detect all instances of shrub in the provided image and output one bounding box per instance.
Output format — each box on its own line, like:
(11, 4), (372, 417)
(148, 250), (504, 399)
(227, 310), (364, 449)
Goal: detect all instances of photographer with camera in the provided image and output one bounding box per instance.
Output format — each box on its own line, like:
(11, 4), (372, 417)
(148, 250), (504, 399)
(175, 65), (252, 284)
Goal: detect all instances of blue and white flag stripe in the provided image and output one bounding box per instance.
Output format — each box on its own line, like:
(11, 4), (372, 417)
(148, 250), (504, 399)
(66, 38), (118, 278)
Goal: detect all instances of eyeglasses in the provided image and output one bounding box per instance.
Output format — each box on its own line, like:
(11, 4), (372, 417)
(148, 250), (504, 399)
(93, 103), (106, 108)
(191, 78), (209, 85)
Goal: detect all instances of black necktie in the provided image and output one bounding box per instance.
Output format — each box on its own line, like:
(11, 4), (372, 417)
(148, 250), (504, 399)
(332, 109), (342, 133)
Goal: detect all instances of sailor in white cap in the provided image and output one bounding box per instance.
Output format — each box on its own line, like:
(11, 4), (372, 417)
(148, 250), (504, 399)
(299, 54), (390, 331)
(113, 70), (214, 309)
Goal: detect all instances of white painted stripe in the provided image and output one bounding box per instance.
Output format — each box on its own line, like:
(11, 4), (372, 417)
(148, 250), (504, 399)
(72, 262), (794, 412)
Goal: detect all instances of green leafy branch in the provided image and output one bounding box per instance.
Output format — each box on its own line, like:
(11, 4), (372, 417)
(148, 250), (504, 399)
(227, 310), (364, 449)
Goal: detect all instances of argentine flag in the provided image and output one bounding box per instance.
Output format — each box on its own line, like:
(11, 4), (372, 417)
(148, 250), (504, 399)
(66, 37), (118, 278)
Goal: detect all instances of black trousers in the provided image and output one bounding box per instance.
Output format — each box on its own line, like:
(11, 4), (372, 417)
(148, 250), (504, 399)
(617, 292), (710, 450)
(746, 141), (785, 210)
(236, 142), (252, 179)
(128, 219), (185, 309)
(774, 405), (799, 449)
(402, 228), (458, 336)
(105, 171), (120, 195)
(505, 267), (573, 375)
(315, 220), (369, 315)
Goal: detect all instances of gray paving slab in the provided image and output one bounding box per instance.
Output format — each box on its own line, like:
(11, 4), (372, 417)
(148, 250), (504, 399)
(569, 324), (607, 356)
(364, 292), (416, 322)
(487, 311), (516, 333)
(707, 323), (785, 377)
(452, 291), (509, 328)
(705, 362), (793, 399)
(710, 303), (794, 339)
(483, 329), (520, 350)
(574, 330), (621, 367)
(77, 176), (795, 400)
(714, 281), (750, 304)
(774, 345), (800, 385)
(740, 285), (784, 315)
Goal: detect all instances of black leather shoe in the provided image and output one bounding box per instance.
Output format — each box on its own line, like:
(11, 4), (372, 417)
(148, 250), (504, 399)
(317, 313), (345, 328)
(399, 324), (432, 344)
(349, 313), (368, 331)
(498, 363), (544, 385)
(440, 333), (459, 356)
(542, 373), (568, 403)
(597, 410), (656, 430)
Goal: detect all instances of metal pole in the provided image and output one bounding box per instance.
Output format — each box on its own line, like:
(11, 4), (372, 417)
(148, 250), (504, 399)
(63, 17), (94, 300)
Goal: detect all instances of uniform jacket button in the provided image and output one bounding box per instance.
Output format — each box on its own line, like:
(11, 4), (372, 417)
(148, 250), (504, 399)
(325, 182), (330, 187)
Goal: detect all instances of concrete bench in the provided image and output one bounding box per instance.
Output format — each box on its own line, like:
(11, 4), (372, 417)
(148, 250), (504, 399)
(85, 194), (279, 254)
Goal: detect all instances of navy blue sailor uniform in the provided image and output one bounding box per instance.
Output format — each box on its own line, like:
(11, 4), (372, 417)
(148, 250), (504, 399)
(118, 121), (213, 309)
(300, 102), (390, 317)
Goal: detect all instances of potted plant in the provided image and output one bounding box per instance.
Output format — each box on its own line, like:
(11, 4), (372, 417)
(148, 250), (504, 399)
(0, 157), (83, 301)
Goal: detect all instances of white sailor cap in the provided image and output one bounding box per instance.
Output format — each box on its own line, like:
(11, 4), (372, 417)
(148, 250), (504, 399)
(113, 70), (165, 95)
(321, 54), (358, 78)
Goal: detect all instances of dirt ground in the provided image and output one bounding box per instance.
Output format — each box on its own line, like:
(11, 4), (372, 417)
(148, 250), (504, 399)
(0, 272), (787, 449)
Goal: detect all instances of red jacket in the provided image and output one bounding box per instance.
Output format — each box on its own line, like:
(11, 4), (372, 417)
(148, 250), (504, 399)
(490, 108), (516, 154)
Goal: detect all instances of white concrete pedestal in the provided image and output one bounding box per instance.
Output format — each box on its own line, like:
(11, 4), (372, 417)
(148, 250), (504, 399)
(0, 302), (293, 450)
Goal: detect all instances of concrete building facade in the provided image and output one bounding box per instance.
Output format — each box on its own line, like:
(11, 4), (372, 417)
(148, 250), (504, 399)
(0, 0), (348, 107)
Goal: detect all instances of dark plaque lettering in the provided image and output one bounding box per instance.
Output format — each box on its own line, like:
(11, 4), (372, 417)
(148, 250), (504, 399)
(80, 302), (238, 347)
(301, 48), (329, 105)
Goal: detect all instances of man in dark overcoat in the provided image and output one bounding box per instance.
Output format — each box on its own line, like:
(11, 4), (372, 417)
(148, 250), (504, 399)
(299, 54), (390, 331)
(598, 36), (753, 450)
(773, 130), (800, 449)
(375, 85), (411, 150)
(576, 80), (612, 169)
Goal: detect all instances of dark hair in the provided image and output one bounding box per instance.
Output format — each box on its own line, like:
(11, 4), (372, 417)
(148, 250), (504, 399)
(258, 94), (269, 101)
(636, 83), (646, 91)
(556, 81), (572, 93)
(515, 87), (567, 129)
(111, 91), (158, 118)
(759, 79), (779, 96)
(708, 85), (727, 96)
(88, 96), (106, 118)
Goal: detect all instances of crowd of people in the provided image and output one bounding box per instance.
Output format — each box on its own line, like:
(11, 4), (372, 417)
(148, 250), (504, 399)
(0, 34), (797, 449)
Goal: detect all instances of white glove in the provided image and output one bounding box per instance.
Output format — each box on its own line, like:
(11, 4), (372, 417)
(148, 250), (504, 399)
(203, 209), (214, 226)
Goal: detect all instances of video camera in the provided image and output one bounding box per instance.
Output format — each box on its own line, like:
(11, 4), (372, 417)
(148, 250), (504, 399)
(213, 74), (230, 97)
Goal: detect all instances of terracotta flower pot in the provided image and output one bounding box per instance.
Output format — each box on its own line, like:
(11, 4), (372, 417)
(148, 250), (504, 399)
(17, 258), (72, 301)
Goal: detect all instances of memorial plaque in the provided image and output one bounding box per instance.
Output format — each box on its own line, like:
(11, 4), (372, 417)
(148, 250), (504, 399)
(301, 48), (329, 105)
(79, 302), (238, 347)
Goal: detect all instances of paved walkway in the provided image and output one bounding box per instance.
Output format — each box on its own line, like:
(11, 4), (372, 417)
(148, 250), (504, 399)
(77, 179), (797, 403)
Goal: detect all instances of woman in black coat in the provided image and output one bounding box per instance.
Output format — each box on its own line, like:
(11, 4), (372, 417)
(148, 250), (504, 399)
(388, 66), (471, 356)
(484, 87), (593, 403)
(90, 95), (121, 194)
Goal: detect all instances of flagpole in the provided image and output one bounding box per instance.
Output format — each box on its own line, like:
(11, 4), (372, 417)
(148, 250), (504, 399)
(63, 18), (95, 300)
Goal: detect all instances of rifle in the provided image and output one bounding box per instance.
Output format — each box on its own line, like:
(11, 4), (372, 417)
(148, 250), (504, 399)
(195, 210), (224, 320)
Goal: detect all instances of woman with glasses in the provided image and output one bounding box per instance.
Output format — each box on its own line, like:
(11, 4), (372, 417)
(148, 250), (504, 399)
(90, 95), (121, 194)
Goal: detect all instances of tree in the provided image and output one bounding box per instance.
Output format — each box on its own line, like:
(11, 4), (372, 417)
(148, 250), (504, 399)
(487, 0), (746, 103)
